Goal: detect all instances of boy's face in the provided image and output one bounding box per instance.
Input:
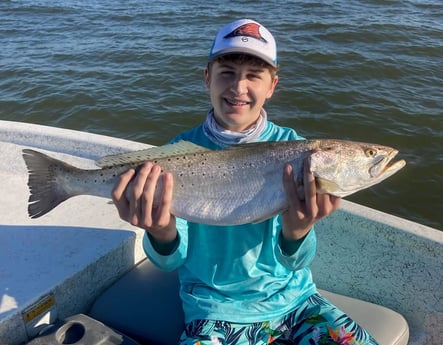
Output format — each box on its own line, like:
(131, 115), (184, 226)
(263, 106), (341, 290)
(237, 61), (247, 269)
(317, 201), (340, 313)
(205, 59), (278, 132)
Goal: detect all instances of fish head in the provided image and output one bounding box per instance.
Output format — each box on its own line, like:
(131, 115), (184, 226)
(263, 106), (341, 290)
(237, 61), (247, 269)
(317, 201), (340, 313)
(309, 140), (406, 197)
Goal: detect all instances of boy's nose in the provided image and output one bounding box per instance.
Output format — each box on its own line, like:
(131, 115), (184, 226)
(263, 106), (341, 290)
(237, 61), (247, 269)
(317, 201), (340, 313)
(231, 77), (248, 95)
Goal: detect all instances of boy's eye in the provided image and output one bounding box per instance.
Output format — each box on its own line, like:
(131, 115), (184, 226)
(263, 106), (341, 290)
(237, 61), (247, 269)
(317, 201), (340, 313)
(220, 70), (234, 76)
(248, 73), (261, 80)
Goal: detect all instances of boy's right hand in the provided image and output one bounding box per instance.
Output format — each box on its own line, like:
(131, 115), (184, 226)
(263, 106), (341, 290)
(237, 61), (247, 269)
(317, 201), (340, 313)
(112, 162), (178, 253)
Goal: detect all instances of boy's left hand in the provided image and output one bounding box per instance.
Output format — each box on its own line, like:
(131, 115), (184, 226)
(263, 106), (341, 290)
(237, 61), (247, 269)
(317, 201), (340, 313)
(281, 159), (341, 241)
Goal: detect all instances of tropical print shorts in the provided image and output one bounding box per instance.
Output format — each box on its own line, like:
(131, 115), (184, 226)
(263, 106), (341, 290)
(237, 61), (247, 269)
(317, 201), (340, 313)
(179, 293), (379, 345)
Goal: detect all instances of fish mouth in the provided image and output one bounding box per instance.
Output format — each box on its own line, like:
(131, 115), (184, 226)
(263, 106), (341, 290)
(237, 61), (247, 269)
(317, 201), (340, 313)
(370, 150), (406, 178)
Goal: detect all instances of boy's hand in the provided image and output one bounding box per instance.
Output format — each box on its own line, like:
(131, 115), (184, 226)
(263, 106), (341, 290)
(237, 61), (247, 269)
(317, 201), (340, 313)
(281, 159), (341, 242)
(112, 162), (178, 253)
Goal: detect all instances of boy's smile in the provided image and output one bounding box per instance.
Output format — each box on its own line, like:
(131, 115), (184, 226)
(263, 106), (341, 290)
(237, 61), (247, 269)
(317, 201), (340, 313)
(205, 60), (278, 132)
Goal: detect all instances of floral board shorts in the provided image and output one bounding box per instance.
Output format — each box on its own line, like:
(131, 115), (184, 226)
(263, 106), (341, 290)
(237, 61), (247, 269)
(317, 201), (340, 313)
(179, 293), (379, 345)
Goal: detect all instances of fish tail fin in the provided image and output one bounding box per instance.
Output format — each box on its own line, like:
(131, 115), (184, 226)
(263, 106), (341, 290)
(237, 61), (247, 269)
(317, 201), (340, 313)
(22, 149), (75, 218)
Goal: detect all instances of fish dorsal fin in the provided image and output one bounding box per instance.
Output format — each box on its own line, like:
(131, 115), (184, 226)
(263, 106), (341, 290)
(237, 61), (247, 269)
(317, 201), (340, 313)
(95, 141), (210, 167)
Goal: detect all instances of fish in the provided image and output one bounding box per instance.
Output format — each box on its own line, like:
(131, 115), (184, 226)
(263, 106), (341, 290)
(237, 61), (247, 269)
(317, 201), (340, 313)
(22, 139), (406, 225)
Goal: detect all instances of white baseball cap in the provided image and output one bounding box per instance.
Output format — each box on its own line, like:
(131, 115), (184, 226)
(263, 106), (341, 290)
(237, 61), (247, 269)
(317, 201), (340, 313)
(209, 19), (277, 67)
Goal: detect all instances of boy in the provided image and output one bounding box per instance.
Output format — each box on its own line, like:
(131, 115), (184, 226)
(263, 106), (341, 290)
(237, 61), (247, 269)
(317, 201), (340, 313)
(112, 19), (378, 345)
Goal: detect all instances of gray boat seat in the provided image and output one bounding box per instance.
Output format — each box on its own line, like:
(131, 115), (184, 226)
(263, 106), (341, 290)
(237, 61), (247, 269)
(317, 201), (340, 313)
(89, 259), (409, 345)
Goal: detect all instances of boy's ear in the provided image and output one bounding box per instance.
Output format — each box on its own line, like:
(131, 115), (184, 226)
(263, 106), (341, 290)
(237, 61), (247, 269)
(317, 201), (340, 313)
(204, 68), (210, 89)
(266, 75), (279, 99)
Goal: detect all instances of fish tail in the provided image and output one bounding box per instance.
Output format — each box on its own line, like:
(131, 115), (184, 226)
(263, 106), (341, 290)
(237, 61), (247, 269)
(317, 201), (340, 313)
(22, 149), (76, 218)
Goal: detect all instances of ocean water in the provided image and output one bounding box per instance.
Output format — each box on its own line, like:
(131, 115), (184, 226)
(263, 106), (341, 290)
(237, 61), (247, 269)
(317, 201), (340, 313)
(0, 0), (442, 229)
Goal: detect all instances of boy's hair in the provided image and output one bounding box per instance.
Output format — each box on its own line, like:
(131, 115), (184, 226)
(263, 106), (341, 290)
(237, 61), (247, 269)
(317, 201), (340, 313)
(208, 53), (279, 78)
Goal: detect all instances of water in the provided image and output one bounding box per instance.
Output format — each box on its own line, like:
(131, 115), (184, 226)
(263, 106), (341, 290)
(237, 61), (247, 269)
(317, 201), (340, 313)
(0, 0), (442, 230)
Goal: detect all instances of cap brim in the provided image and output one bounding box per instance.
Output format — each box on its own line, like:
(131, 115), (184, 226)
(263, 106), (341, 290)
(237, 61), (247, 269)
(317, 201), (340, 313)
(209, 48), (277, 68)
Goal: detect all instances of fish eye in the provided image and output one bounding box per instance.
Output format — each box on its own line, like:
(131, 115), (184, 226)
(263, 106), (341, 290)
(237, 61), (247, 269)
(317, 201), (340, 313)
(365, 148), (377, 157)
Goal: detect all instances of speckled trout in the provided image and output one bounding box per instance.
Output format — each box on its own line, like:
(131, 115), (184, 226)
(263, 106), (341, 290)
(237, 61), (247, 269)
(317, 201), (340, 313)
(22, 139), (405, 224)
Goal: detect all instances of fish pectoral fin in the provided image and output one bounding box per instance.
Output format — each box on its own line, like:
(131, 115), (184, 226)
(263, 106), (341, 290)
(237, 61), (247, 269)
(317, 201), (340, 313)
(95, 141), (211, 167)
(315, 177), (341, 194)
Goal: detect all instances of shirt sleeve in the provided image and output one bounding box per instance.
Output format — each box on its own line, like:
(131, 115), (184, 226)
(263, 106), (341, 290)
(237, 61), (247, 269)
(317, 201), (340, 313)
(274, 225), (317, 271)
(142, 217), (189, 272)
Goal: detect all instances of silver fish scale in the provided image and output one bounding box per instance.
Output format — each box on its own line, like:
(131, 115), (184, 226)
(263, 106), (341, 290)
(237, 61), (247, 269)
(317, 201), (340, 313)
(153, 141), (313, 225)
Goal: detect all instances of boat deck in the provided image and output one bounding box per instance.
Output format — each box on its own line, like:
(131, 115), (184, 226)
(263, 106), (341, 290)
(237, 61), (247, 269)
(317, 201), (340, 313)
(0, 121), (149, 344)
(0, 120), (442, 345)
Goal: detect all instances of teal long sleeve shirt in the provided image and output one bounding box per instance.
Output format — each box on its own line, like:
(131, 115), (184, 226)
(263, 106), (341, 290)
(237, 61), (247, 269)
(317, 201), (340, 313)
(143, 120), (318, 324)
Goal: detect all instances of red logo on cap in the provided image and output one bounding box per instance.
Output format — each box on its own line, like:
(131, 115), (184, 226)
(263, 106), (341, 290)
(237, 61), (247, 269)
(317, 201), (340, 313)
(224, 23), (267, 43)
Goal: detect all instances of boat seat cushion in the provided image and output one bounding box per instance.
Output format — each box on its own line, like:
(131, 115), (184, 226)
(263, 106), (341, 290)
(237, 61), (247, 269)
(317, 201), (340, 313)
(89, 259), (408, 345)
